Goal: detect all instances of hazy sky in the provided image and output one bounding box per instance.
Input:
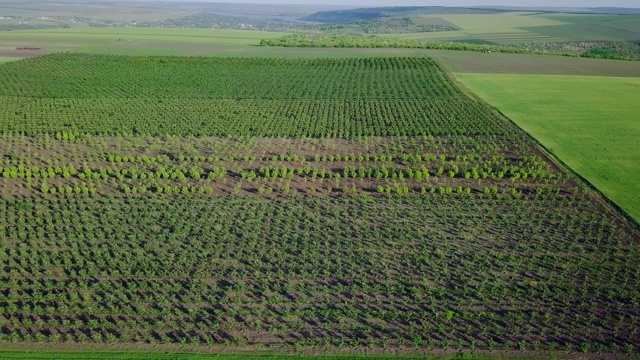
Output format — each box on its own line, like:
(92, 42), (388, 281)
(213, 0), (640, 7)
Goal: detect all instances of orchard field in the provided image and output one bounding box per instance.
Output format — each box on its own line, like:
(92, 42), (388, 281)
(0, 55), (639, 358)
(0, 54), (507, 137)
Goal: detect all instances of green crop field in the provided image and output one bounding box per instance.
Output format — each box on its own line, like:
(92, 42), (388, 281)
(521, 14), (640, 42)
(456, 74), (640, 222)
(0, 54), (509, 137)
(373, 12), (564, 43)
(522, 23), (640, 42)
(539, 14), (640, 24)
(0, 53), (639, 358)
(0, 28), (287, 58)
(539, 14), (640, 33)
(383, 12), (640, 44)
(434, 13), (565, 30)
(2, 10), (640, 62)
(6, 26), (639, 74)
(1, 11), (639, 64)
(382, 28), (556, 44)
(423, 49), (640, 76)
(604, 18), (640, 33)
(1, 3), (640, 358)
(389, 12), (563, 43)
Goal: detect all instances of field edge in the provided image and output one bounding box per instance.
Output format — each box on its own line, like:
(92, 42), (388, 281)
(0, 344), (576, 360)
(451, 73), (640, 228)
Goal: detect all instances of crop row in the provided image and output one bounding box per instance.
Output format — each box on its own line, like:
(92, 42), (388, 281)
(0, 163), (571, 198)
(0, 55), (515, 137)
(0, 162), (557, 181)
(0, 98), (511, 137)
(0, 134), (539, 171)
(0, 55), (457, 100)
(2, 151), (547, 174)
(0, 195), (638, 353)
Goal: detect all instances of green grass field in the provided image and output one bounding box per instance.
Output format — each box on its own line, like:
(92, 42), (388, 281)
(457, 74), (640, 222)
(511, 13), (640, 43)
(3, 27), (640, 77)
(433, 13), (566, 30)
(423, 50), (640, 77)
(522, 23), (640, 42)
(394, 12), (565, 43)
(0, 28), (287, 57)
(539, 14), (640, 24)
(386, 12), (640, 44)
(1, 12), (639, 60)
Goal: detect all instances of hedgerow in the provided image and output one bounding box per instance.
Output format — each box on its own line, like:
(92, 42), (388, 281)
(262, 34), (640, 61)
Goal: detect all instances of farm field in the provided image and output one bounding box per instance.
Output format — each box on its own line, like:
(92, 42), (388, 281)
(0, 54), (639, 358)
(384, 12), (640, 44)
(0, 55), (510, 137)
(0, 28), (496, 61)
(0, 28), (287, 58)
(2, 10), (640, 61)
(519, 14), (640, 43)
(424, 50), (640, 77)
(0, 28), (409, 60)
(400, 13), (564, 44)
(3, 29), (640, 78)
(522, 23), (640, 43)
(457, 74), (640, 222)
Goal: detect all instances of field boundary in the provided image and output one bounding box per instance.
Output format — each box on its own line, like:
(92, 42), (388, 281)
(0, 345), (579, 359)
(452, 74), (640, 228)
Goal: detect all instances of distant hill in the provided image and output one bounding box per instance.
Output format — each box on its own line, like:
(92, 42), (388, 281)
(301, 6), (502, 23)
